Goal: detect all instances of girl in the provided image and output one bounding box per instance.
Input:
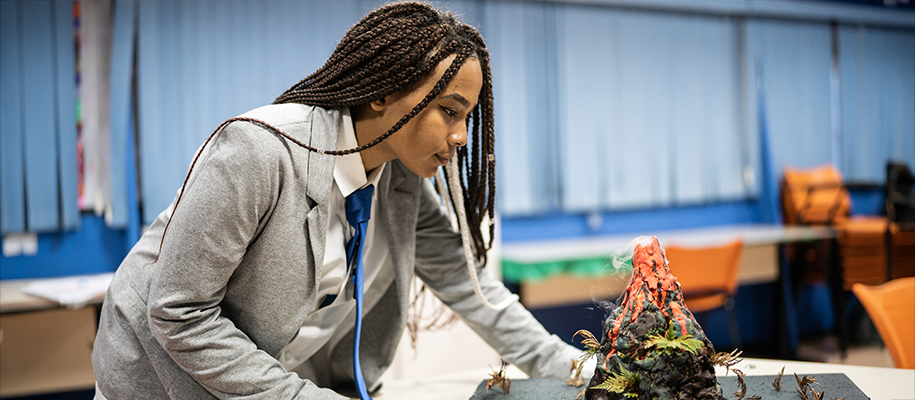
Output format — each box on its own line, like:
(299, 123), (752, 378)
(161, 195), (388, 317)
(92, 2), (580, 399)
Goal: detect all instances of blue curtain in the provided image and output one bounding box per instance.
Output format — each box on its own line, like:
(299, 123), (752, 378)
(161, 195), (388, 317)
(134, 0), (375, 223)
(839, 25), (915, 181)
(744, 19), (835, 184)
(107, 0), (137, 228)
(553, 6), (747, 212)
(4, 0), (912, 232)
(484, 0), (562, 215)
(0, 0), (79, 234)
(131, 0), (485, 224)
(126, 0), (914, 225)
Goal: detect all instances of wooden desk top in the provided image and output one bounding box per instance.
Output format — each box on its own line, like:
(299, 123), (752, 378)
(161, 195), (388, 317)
(0, 279), (60, 313)
(0, 273), (111, 313)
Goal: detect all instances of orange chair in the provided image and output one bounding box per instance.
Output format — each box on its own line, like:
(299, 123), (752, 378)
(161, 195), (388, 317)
(780, 164), (893, 357)
(780, 163), (890, 289)
(665, 239), (744, 349)
(851, 278), (915, 369)
(781, 164), (851, 227)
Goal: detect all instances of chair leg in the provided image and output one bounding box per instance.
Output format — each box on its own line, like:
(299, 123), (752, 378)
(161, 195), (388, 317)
(885, 226), (894, 282)
(789, 243), (807, 298)
(777, 242), (800, 359)
(827, 237), (848, 359)
(724, 297), (742, 350)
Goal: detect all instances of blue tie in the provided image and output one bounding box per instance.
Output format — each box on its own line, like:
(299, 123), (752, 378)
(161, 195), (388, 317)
(344, 185), (374, 400)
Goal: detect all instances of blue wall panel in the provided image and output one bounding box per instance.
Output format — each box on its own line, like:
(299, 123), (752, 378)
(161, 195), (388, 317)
(21, 0), (61, 232)
(1, 0), (78, 234)
(840, 26), (915, 179)
(135, 0), (370, 223)
(556, 5), (612, 212)
(0, 1), (26, 233)
(556, 7), (747, 213)
(136, 0), (166, 224)
(501, 200), (760, 242)
(747, 20), (834, 178)
(108, 0), (137, 228)
(54, 0), (79, 231)
(485, 0), (554, 215)
(0, 214), (127, 280)
(1, 0), (911, 285)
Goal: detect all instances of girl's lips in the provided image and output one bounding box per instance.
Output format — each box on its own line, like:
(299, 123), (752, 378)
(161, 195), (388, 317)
(436, 154), (452, 165)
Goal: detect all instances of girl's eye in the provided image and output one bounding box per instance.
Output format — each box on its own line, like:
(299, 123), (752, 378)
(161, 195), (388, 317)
(440, 106), (458, 118)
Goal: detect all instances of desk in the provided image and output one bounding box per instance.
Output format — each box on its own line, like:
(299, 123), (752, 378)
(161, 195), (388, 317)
(373, 358), (915, 400)
(501, 224), (833, 307)
(0, 274), (112, 313)
(500, 224), (835, 357)
(502, 224), (834, 264)
(1, 279), (70, 313)
(0, 275), (109, 397)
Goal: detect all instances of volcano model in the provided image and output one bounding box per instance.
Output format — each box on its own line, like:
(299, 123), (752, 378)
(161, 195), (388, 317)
(586, 236), (723, 400)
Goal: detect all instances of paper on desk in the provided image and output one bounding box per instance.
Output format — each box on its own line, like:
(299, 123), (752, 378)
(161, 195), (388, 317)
(21, 273), (114, 306)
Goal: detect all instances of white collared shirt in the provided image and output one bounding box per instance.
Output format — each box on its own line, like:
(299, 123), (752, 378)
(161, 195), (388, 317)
(279, 108), (390, 373)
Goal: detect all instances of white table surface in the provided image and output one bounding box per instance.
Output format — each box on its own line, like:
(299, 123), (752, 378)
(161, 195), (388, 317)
(371, 358), (914, 400)
(501, 224), (834, 264)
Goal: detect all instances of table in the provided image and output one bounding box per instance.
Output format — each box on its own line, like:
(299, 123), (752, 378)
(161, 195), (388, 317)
(372, 358), (915, 400)
(0, 273), (112, 313)
(501, 224), (835, 264)
(0, 275), (110, 397)
(500, 224), (836, 358)
(500, 224), (832, 307)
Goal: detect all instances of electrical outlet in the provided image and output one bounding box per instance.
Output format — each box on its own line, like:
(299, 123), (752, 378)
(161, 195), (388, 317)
(2, 233), (38, 257)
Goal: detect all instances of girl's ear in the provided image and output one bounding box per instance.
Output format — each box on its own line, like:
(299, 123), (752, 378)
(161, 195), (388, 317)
(370, 97), (387, 112)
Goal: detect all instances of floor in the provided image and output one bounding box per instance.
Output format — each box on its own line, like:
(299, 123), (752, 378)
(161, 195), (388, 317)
(793, 281), (899, 369)
(795, 304), (897, 369)
(796, 334), (896, 368)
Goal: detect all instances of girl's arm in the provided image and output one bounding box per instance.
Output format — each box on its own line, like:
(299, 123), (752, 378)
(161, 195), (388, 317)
(411, 178), (581, 379)
(146, 122), (346, 400)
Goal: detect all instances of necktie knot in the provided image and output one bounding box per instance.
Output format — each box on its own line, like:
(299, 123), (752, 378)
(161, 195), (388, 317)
(345, 185), (374, 227)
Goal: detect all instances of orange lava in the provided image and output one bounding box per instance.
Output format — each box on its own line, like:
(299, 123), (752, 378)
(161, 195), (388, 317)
(602, 237), (694, 368)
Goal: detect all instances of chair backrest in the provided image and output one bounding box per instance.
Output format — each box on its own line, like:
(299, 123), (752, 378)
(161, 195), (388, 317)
(851, 277), (915, 369)
(665, 239), (743, 311)
(781, 164), (851, 226)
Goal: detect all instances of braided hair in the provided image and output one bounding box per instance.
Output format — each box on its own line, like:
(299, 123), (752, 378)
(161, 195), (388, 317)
(271, 1), (497, 264)
(157, 2), (496, 268)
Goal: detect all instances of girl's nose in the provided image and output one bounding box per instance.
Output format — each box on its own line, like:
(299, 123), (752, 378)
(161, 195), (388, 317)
(449, 125), (467, 147)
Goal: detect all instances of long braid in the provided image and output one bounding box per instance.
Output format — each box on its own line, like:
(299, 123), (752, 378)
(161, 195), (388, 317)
(273, 2), (498, 266)
(275, 7), (445, 107)
(477, 46), (497, 251)
(456, 26), (497, 259)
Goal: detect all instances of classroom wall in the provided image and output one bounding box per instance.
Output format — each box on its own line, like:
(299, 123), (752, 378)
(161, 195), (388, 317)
(1, 0), (912, 281)
(0, 4), (907, 394)
(121, 0), (915, 224)
(0, 214), (127, 280)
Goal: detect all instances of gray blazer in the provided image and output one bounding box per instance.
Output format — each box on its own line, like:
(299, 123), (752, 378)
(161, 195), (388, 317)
(92, 104), (578, 399)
